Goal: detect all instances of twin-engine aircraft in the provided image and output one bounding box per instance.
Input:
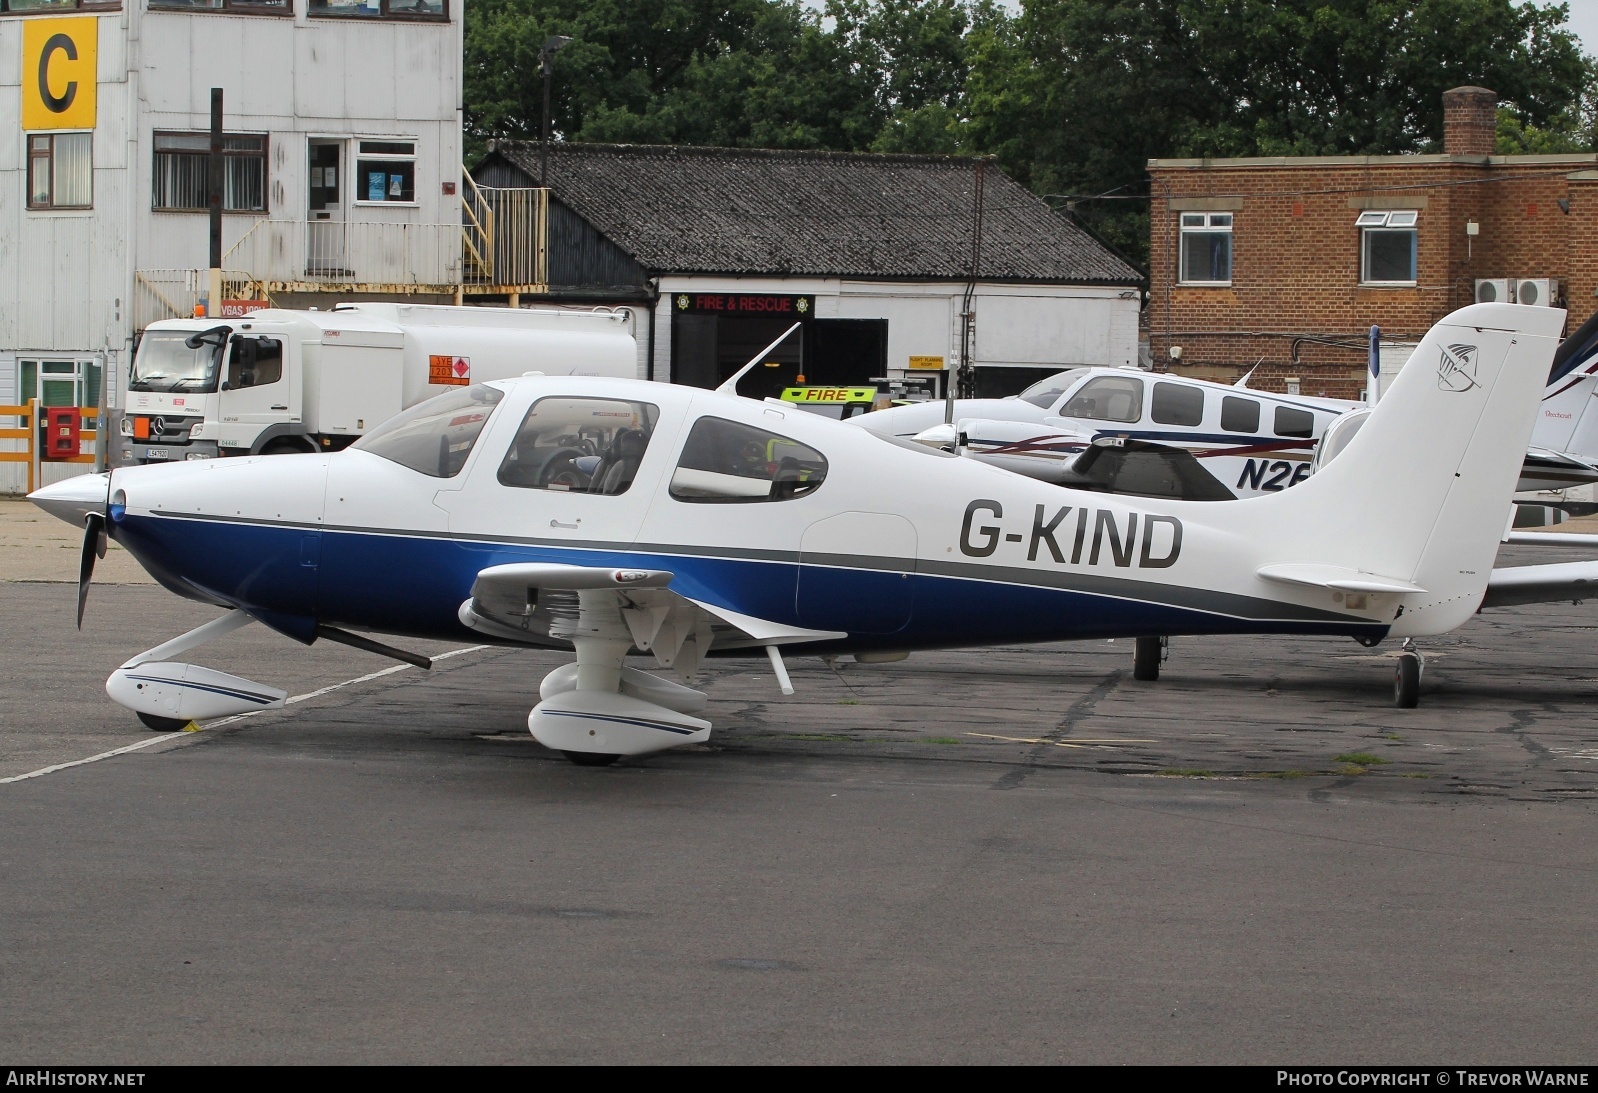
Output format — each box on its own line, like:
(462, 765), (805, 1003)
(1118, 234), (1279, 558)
(857, 349), (1598, 504)
(29, 303), (1591, 764)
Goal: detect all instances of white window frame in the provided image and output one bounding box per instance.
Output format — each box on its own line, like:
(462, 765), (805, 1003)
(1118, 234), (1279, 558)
(352, 138), (419, 207)
(1178, 212), (1233, 286)
(1358, 210), (1418, 286)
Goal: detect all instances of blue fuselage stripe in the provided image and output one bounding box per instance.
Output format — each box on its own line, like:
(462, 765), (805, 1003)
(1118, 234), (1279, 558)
(109, 512), (1386, 651)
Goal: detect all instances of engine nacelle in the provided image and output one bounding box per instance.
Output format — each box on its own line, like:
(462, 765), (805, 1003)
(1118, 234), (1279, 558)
(107, 662), (288, 722)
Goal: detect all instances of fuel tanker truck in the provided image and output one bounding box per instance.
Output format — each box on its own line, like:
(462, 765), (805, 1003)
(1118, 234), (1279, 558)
(118, 303), (637, 464)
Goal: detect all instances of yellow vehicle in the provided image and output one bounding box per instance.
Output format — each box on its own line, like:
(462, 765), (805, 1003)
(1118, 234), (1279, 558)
(778, 386), (878, 420)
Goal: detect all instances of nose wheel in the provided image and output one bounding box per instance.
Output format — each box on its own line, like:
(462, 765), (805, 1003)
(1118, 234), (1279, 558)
(1393, 641), (1422, 708)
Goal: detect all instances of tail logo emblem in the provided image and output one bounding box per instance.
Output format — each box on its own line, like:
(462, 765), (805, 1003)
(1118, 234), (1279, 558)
(1438, 343), (1480, 392)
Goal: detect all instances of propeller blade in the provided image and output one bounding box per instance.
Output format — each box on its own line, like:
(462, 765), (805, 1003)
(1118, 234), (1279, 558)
(77, 512), (104, 630)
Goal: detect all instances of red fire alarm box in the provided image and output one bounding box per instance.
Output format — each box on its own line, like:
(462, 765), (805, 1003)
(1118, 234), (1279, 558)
(43, 407), (81, 462)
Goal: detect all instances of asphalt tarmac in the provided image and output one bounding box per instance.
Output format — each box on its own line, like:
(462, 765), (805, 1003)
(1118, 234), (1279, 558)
(2, 542), (1598, 1062)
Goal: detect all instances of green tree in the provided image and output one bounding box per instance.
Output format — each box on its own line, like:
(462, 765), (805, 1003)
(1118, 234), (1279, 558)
(464, 0), (1006, 160)
(968, 0), (1591, 264)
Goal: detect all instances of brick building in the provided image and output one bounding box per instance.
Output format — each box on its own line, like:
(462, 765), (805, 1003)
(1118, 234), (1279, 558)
(1147, 86), (1598, 397)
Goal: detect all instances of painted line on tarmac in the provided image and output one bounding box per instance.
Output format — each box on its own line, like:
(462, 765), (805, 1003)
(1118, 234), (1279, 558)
(0, 644), (490, 785)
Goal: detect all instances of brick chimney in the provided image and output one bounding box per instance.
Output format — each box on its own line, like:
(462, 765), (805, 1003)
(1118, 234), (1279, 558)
(1442, 86), (1498, 156)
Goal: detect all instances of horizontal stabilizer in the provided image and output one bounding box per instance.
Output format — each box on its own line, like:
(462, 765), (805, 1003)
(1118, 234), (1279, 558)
(1256, 563), (1426, 595)
(1504, 531), (1598, 549)
(1482, 561), (1598, 608)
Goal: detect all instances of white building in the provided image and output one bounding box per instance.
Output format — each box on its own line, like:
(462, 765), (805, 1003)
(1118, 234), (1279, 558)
(473, 142), (1145, 401)
(0, 0), (545, 490)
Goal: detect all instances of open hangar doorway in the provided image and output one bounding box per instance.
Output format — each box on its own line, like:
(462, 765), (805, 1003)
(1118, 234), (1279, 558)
(669, 294), (886, 400)
(973, 365), (1065, 398)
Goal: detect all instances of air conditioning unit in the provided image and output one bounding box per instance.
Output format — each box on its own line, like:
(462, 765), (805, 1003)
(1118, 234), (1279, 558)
(1516, 278), (1559, 307)
(1475, 278), (1513, 304)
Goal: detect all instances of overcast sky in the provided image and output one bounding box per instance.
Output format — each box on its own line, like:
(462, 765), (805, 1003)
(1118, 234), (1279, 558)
(1554, 0), (1598, 57)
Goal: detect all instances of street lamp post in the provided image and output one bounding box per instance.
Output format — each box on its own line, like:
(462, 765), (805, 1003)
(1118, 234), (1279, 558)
(540, 35), (571, 187)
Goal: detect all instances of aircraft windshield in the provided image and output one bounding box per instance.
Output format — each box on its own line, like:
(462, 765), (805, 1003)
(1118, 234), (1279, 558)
(352, 384), (505, 477)
(129, 331), (222, 394)
(1017, 369), (1089, 409)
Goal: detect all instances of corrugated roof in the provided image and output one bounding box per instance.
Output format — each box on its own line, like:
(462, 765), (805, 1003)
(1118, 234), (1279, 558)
(484, 141), (1142, 284)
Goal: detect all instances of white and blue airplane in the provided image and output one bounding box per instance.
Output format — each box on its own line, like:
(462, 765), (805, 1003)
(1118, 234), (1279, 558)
(28, 303), (1596, 764)
(858, 345), (1598, 504)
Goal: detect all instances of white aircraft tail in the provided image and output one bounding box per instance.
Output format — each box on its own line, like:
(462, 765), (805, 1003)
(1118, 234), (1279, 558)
(1249, 303), (1564, 635)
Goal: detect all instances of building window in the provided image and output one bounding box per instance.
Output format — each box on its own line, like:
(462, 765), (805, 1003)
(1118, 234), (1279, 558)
(1179, 212), (1232, 284)
(146, 0), (288, 12)
(354, 140), (416, 203)
(152, 132), (268, 213)
(27, 133), (92, 210)
(0, 1), (119, 13)
(1358, 211), (1418, 284)
(309, 0), (445, 20)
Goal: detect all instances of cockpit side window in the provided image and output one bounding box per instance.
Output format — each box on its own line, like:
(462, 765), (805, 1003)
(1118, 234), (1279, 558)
(1061, 376), (1144, 423)
(670, 416), (827, 503)
(496, 397), (660, 496)
(226, 336), (284, 390)
(351, 384), (504, 478)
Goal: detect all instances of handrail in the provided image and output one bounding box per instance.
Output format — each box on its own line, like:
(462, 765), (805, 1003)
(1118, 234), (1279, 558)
(461, 167), (495, 281)
(221, 218), (268, 265)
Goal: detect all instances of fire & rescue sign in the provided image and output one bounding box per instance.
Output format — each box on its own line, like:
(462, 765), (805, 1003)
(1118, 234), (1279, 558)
(22, 17), (97, 132)
(429, 355), (471, 385)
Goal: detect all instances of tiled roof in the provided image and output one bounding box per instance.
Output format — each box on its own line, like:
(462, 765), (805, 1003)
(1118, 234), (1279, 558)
(484, 141), (1143, 284)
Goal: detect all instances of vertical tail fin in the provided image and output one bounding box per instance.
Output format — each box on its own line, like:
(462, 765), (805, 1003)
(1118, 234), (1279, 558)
(1250, 303), (1563, 635)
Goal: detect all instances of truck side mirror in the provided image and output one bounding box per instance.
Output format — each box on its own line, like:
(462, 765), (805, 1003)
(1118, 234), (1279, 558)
(220, 381), (231, 392)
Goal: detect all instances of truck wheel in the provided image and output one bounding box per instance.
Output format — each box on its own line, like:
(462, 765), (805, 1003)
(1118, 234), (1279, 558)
(563, 751), (621, 767)
(137, 712), (191, 732)
(261, 438), (314, 455)
(1133, 635), (1163, 681)
(1394, 653), (1420, 709)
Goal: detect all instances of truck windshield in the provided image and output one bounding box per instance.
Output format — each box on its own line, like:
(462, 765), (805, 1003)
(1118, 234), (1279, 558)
(129, 331), (222, 393)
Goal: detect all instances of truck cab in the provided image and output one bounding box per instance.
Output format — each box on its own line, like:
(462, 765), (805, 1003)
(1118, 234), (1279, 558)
(123, 317), (307, 463)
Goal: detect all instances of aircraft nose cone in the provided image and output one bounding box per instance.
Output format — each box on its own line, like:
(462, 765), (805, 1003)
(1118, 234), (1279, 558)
(28, 472), (109, 528)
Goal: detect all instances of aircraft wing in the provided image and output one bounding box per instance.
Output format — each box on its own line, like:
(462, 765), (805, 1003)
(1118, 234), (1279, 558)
(458, 562), (845, 675)
(1481, 561), (1598, 609)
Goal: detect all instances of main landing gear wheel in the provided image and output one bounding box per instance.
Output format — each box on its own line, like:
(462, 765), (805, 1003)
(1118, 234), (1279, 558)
(137, 711), (191, 732)
(1394, 653), (1421, 709)
(1133, 636), (1164, 681)
(562, 751), (621, 767)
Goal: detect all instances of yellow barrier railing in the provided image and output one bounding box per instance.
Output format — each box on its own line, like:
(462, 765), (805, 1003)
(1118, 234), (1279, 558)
(0, 400), (102, 495)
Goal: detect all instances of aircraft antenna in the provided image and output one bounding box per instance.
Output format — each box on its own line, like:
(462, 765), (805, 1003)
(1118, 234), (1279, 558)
(715, 322), (803, 397)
